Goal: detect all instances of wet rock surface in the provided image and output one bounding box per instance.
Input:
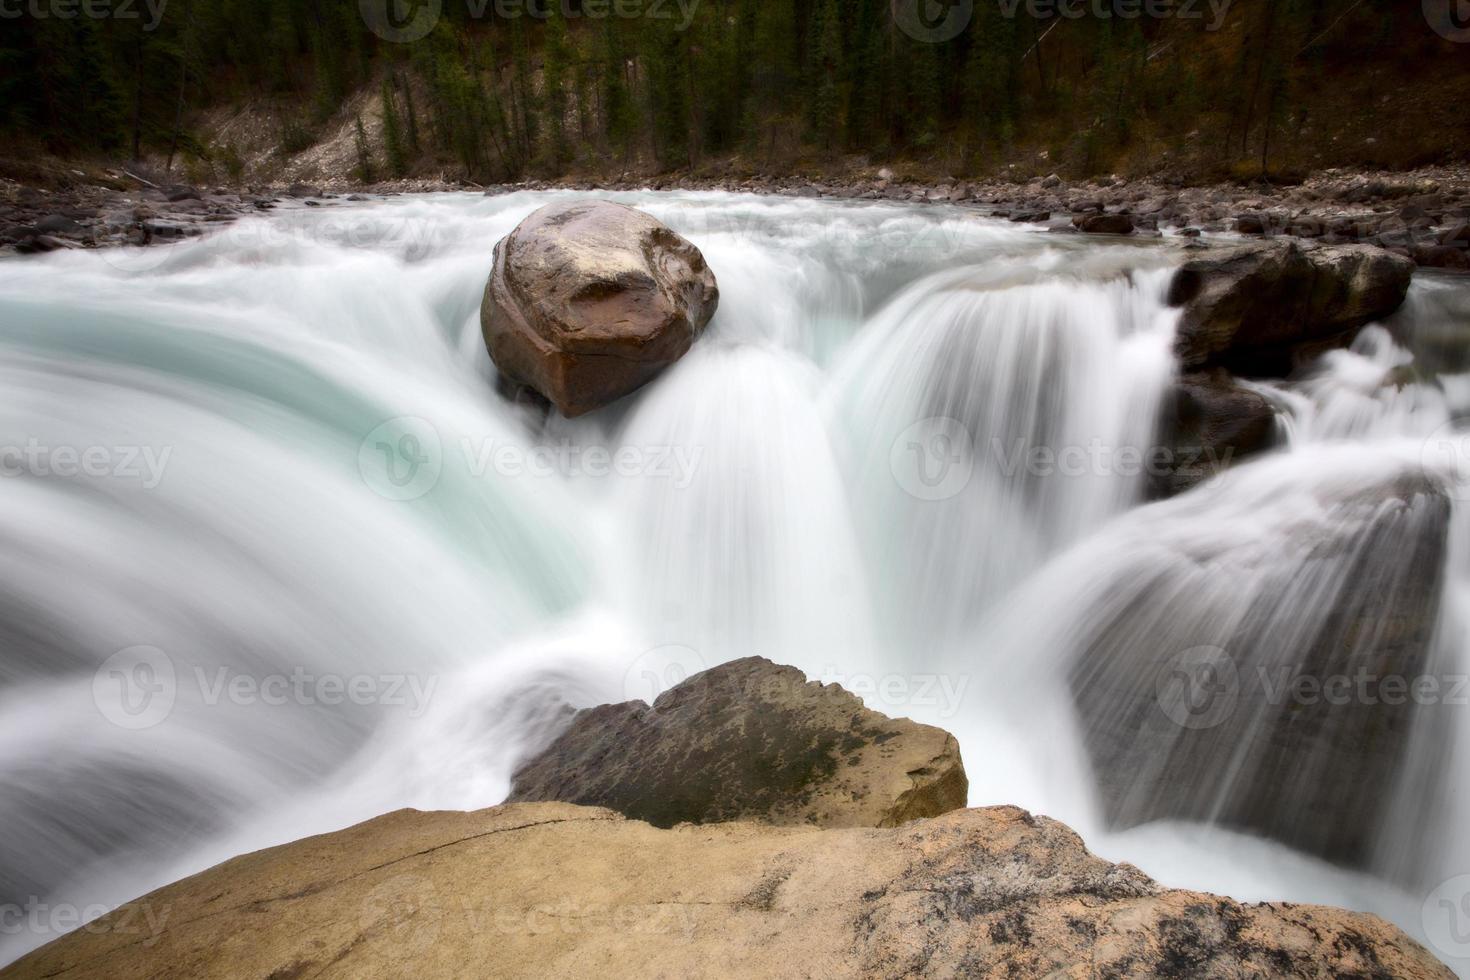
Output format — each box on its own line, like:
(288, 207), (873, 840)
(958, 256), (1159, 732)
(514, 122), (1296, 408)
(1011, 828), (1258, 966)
(1150, 370), (1280, 498)
(7, 802), (1450, 979)
(1073, 470), (1451, 868)
(480, 199), (719, 417)
(1168, 240), (1415, 376)
(508, 656), (967, 829)
(0, 178), (291, 257)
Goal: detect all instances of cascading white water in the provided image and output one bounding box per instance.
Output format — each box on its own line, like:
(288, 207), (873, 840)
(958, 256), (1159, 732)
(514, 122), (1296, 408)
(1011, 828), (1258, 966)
(828, 253), (1179, 646)
(0, 191), (1467, 972)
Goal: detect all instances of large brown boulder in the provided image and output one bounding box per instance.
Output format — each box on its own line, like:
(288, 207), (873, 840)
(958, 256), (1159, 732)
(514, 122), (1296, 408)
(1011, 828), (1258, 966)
(508, 656), (967, 829)
(1169, 241), (1414, 376)
(480, 200), (719, 416)
(8, 802), (1450, 979)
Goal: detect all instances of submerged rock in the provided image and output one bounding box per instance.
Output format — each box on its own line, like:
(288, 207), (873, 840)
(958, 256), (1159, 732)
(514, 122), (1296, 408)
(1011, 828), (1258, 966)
(1150, 370), (1280, 498)
(1169, 241), (1414, 376)
(508, 656), (966, 829)
(9, 802), (1450, 979)
(480, 200), (719, 417)
(1073, 470), (1451, 867)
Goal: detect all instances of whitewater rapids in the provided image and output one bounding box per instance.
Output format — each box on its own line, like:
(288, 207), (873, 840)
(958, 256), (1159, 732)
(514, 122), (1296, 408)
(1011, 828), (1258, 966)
(1, 191), (1468, 972)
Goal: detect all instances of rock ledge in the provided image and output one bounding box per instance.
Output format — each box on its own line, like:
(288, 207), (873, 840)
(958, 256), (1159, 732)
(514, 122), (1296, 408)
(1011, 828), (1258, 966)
(8, 802), (1450, 979)
(508, 656), (968, 829)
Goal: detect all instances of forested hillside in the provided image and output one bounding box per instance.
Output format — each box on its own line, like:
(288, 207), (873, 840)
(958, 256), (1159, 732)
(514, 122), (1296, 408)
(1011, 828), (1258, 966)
(3, 0), (1468, 186)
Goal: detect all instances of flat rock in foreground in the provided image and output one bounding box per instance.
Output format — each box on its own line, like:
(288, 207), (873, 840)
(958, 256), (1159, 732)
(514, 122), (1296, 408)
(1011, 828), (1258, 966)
(480, 199), (718, 416)
(508, 656), (967, 828)
(8, 802), (1450, 979)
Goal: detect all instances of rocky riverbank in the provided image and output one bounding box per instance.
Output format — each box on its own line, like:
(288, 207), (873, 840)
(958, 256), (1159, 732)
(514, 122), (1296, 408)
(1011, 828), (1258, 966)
(5, 165), (1470, 271)
(508, 164), (1470, 271)
(0, 178), (319, 255)
(6, 659), (1451, 979)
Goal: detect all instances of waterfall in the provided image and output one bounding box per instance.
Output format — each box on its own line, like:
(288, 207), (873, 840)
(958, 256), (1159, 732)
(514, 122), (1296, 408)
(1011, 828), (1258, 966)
(0, 191), (1467, 972)
(828, 255), (1178, 647)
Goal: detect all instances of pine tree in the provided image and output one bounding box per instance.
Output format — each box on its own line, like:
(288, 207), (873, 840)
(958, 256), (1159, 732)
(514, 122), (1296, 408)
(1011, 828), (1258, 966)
(404, 82), (421, 154)
(510, 17), (539, 164)
(354, 113), (374, 182)
(381, 77), (406, 177)
(543, 8), (571, 168)
(601, 21), (636, 162)
(809, 0), (842, 151)
(642, 21), (691, 167)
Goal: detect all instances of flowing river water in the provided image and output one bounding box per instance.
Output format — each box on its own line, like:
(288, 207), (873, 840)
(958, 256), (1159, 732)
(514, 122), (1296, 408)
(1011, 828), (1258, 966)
(1, 191), (1469, 970)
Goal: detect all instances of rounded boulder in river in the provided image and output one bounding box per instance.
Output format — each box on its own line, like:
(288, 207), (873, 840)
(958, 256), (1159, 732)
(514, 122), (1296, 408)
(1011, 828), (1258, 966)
(480, 199), (719, 417)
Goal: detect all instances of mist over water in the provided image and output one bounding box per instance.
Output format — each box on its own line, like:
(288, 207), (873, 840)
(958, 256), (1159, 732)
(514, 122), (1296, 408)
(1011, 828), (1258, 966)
(1, 191), (1469, 971)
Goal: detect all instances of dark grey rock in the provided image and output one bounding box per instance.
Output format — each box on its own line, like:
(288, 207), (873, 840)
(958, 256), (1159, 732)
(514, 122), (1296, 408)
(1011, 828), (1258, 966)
(1169, 241), (1414, 375)
(508, 656), (967, 830)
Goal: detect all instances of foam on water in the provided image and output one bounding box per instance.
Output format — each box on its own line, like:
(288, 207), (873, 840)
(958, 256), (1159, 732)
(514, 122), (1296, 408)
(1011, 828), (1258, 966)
(0, 191), (1468, 972)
